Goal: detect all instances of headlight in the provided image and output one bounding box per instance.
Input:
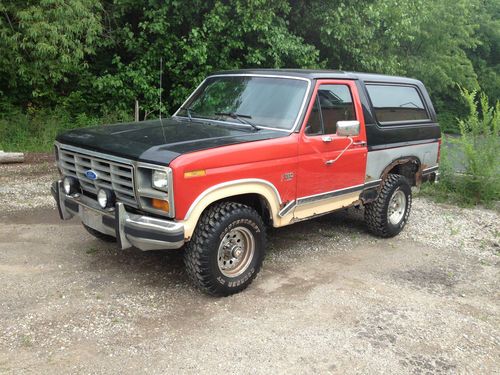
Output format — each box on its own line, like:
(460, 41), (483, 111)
(152, 170), (169, 191)
(136, 163), (174, 217)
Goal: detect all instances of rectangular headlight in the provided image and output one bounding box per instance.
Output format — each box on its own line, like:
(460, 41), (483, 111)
(152, 170), (169, 191)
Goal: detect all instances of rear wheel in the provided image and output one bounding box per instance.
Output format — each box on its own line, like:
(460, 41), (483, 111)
(184, 202), (266, 296)
(83, 224), (116, 243)
(364, 174), (412, 238)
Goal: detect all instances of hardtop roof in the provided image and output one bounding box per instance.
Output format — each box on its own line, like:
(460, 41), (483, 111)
(211, 69), (422, 85)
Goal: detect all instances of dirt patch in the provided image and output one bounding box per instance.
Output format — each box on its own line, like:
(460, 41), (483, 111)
(0, 163), (498, 374)
(24, 152), (55, 165)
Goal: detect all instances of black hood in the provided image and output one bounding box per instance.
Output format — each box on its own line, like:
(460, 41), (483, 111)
(56, 117), (289, 164)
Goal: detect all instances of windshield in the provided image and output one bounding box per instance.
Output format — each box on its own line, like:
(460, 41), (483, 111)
(176, 76), (309, 130)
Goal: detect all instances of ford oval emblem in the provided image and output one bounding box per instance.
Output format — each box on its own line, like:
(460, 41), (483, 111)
(85, 170), (98, 180)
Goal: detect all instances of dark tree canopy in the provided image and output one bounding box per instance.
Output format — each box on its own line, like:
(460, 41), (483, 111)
(0, 0), (498, 134)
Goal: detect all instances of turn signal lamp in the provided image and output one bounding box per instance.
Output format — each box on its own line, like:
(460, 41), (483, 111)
(152, 198), (170, 212)
(184, 169), (206, 178)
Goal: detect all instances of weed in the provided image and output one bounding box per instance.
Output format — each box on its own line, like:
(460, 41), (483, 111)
(20, 335), (33, 347)
(422, 89), (499, 206)
(320, 231), (339, 239)
(86, 247), (98, 254)
(0, 107), (131, 152)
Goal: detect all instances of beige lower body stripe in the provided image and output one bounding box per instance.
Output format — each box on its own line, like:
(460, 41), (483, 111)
(292, 191), (361, 221)
(279, 183), (370, 220)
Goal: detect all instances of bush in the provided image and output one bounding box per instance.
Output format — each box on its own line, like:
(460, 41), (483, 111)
(0, 107), (131, 152)
(423, 89), (500, 206)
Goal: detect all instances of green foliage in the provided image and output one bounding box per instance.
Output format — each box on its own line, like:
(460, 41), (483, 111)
(291, 0), (482, 121)
(0, 0), (499, 153)
(90, 0), (319, 117)
(423, 89), (500, 206)
(468, 0), (500, 103)
(0, 0), (102, 104)
(0, 107), (130, 152)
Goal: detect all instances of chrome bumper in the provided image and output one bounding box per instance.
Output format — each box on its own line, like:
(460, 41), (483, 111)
(51, 180), (185, 251)
(422, 166), (440, 184)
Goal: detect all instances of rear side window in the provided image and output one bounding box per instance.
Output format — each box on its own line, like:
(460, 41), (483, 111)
(366, 84), (429, 123)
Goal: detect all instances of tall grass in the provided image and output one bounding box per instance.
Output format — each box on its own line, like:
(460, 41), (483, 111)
(0, 107), (131, 152)
(422, 89), (500, 206)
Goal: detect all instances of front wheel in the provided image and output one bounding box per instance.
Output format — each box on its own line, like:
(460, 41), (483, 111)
(364, 174), (412, 238)
(184, 202), (266, 296)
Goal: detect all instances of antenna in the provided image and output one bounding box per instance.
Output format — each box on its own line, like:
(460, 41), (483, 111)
(159, 57), (163, 120)
(158, 57), (167, 143)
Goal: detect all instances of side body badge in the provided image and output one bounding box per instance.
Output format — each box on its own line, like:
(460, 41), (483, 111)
(282, 172), (294, 182)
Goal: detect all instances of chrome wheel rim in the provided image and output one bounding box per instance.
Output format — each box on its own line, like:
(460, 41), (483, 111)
(388, 189), (406, 225)
(217, 226), (255, 277)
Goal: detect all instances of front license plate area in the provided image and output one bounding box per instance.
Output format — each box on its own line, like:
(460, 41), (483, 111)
(81, 207), (103, 231)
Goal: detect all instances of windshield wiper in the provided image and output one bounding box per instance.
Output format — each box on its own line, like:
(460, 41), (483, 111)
(214, 112), (260, 131)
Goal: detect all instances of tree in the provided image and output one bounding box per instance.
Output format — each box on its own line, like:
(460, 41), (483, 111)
(290, 0), (483, 131)
(0, 0), (498, 134)
(0, 0), (102, 106)
(468, 0), (500, 103)
(90, 0), (319, 118)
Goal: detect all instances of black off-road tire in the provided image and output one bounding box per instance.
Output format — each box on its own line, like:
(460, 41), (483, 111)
(184, 202), (266, 296)
(83, 224), (116, 243)
(364, 174), (412, 238)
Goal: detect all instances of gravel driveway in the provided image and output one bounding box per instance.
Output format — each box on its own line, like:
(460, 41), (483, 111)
(0, 161), (499, 374)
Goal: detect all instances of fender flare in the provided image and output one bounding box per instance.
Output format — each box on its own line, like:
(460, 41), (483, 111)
(181, 179), (283, 239)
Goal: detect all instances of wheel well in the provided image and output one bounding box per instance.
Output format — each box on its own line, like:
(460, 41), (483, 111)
(212, 193), (273, 225)
(385, 158), (421, 186)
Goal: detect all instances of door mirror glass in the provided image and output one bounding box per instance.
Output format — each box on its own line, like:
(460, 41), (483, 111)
(336, 120), (360, 137)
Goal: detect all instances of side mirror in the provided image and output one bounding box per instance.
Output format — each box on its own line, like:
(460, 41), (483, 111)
(336, 120), (360, 137)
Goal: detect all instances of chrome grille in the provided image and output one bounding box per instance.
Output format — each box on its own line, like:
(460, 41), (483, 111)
(58, 148), (137, 207)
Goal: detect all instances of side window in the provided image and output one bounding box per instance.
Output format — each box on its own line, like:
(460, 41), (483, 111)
(305, 84), (356, 135)
(366, 84), (429, 123)
(319, 85), (356, 134)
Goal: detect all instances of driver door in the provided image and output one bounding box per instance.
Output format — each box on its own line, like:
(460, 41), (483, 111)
(294, 80), (367, 219)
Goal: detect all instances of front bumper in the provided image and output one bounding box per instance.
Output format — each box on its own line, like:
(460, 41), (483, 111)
(51, 180), (185, 251)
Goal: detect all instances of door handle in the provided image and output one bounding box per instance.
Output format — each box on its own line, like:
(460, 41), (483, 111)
(353, 141), (367, 146)
(322, 136), (332, 143)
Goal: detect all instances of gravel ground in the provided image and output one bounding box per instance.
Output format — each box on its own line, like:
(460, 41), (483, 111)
(0, 162), (499, 374)
(0, 161), (58, 212)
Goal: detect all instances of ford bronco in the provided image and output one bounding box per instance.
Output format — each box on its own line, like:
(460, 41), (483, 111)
(51, 69), (441, 296)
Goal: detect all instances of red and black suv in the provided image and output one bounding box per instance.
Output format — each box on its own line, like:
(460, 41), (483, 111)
(51, 69), (441, 296)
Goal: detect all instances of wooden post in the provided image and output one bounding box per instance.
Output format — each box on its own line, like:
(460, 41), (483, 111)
(134, 100), (140, 122)
(0, 151), (24, 164)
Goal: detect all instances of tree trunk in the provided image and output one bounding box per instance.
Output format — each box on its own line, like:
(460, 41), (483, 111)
(0, 151), (24, 164)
